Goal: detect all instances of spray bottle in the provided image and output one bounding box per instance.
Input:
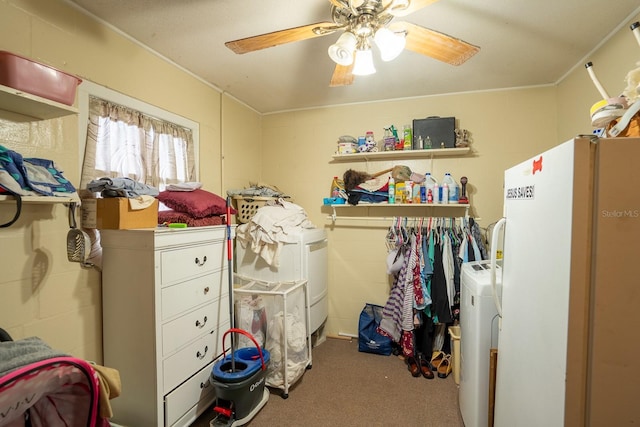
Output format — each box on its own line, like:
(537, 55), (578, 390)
(388, 177), (395, 204)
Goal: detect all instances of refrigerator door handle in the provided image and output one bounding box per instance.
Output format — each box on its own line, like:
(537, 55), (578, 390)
(490, 217), (506, 318)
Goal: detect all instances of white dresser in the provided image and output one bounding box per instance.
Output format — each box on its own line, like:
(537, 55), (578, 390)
(101, 226), (232, 427)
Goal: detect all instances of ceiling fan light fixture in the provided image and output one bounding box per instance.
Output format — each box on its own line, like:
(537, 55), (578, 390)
(328, 31), (358, 66)
(374, 27), (406, 62)
(390, 0), (411, 13)
(352, 48), (376, 76)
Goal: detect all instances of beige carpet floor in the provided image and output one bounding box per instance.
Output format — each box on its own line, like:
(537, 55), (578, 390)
(191, 337), (464, 427)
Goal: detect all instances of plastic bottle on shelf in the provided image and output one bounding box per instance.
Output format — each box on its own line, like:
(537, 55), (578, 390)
(395, 182), (405, 203)
(451, 177), (460, 204)
(412, 182), (421, 204)
(442, 182), (449, 205)
(331, 176), (341, 198)
(442, 173), (459, 204)
(383, 127), (395, 151)
(424, 173), (438, 204)
(405, 181), (413, 203)
(403, 125), (412, 150)
(388, 177), (395, 204)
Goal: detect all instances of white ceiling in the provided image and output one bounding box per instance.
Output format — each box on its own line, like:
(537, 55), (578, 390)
(66, 0), (640, 114)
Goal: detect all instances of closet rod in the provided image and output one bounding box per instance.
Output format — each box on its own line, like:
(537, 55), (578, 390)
(327, 205), (470, 224)
(326, 215), (476, 224)
(325, 215), (394, 222)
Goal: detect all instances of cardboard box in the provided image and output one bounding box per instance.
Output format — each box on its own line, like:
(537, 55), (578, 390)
(412, 116), (456, 149)
(81, 197), (158, 229)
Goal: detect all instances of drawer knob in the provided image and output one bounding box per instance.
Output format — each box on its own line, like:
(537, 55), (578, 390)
(203, 287), (210, 294)
(195, 316), (208, 328)
(194, 256), (207, 266)
(196, 345), (209, 360)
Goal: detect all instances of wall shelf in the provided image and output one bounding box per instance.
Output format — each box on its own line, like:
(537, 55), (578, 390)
(0, 194), (80, 204)
(326, 203), (470, 223)
(331, 147), (470, 162)
(0, 84), (78, 120)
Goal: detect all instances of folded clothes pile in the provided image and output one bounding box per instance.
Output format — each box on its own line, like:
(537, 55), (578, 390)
(227, 182), (289, 199)
(86, 177), (159, 198)
(157, 184), (234, 227)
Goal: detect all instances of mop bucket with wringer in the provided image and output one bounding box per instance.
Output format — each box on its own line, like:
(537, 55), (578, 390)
(210, 328), (270, 427)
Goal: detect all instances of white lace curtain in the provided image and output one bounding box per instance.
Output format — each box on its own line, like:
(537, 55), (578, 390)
(80, 96), (196, 191)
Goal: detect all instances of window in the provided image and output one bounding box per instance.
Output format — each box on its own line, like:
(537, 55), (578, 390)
(77, 81), (199, 192)
(76, 81), (200, 269)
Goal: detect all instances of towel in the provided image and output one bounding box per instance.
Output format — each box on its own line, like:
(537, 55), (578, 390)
(166, 182), (202, 191)
(90, 363), (122, 418)
(0, 337), (68, 376)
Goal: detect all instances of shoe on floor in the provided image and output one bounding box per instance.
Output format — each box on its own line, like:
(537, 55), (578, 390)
(406, 356), (420, 377)
(437, 354), (452, 379)
(419, 354), (434, 379)
(430, 351), (445, 371)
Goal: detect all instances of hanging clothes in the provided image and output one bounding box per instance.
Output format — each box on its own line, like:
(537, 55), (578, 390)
(379, 216), (487, 356)
(442, 231), (455, 311)
(379, 242), (412, 344)
(431, 235), (453, 324)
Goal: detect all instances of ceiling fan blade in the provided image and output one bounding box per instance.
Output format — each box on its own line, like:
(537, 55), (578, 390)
(389, 0), (439, 17)
(327, 0), (346, 7)
(396, 22), (479, 65)
(226, 22), (337, 54)
(329, 62), (355, 87)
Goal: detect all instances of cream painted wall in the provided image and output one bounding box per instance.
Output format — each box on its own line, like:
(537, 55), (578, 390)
(261, 11), (640, 337)
(221, 94), (262, 194)
(262, 87), (560, 336)
(0, 0), (257, 362)
(0, 0), (637, 363)
(557, 12), (640, 141)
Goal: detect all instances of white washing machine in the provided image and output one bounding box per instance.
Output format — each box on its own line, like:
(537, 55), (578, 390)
(459, 260), (502, 427)
(235, 228), (328, 334)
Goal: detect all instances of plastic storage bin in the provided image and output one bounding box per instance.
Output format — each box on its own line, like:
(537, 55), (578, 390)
(449, 325), (461, 385)
(233, 274), (311, 398)
(0, 51), (82, 106)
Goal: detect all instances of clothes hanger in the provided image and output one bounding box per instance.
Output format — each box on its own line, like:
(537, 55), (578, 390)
(385, 222), (397, 251)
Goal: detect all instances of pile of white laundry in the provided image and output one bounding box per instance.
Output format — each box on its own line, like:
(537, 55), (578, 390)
(235, 199), (315, 268)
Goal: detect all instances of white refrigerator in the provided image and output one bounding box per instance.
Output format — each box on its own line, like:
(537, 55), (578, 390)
(491, 136), (640, 426)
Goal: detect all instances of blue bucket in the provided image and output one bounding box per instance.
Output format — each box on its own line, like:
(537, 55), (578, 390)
(211, 328), (270, 383)
(211, 328), (270, 421)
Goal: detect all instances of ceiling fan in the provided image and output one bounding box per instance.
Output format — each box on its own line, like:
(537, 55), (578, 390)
(225, 0), (480, 87)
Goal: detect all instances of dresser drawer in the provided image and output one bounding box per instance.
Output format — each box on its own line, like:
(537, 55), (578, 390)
(164, 360), (216, 427)
(163, 324), (227, 394)
(161, 272), (228, 321)
(160, 243), (224, 286)
(162, 295), (229, 356)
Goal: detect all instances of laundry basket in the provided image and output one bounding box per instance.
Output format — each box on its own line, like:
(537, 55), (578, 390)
(232, 196), (279, 223)
(233, 274), (312, 399)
